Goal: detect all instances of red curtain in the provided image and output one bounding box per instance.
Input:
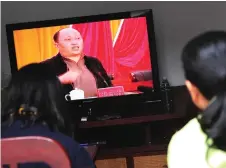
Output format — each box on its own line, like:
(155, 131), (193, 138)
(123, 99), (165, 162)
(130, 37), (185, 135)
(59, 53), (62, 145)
(113, 17), (152, 80)
(71, 17), (153, 91)
(72, 21), (114, 74)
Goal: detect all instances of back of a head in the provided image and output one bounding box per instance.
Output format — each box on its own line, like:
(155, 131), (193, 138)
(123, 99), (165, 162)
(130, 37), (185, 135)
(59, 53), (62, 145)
(2, 63), (66, 131)
(182, 31), (226, 150)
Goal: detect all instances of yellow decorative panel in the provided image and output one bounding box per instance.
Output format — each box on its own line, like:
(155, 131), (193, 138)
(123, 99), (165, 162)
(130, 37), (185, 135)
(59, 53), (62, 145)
(110, 19), (122, 41)
(13, 25), (69, 69)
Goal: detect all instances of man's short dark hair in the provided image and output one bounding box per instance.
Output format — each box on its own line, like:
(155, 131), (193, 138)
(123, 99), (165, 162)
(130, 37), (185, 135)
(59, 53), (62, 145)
(53, 30), (61, 43)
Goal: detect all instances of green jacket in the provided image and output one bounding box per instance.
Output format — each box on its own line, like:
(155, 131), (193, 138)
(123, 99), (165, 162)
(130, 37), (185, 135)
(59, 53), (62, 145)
(167, 118), (226, 168)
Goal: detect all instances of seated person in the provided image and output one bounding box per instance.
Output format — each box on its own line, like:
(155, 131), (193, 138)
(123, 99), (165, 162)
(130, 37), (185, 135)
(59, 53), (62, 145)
(41, 28), (112, 98)
(1, 63), (95, 168)
(167, 31), (226, 168)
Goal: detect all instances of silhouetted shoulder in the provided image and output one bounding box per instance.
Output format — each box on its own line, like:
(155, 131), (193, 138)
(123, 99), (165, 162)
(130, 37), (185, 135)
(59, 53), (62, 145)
(2, 122), (95, 168)
(48, 131), (95, 168)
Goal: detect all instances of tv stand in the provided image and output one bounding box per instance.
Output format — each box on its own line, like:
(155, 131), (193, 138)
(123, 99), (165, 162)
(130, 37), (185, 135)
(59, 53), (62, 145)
(79, 113), (183, 128)
(96, 114), (122, 121)
(75, 86), (198, 168)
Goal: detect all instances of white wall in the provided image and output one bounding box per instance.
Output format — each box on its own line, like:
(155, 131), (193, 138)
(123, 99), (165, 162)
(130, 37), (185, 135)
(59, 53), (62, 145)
(1, 1), (226, 87)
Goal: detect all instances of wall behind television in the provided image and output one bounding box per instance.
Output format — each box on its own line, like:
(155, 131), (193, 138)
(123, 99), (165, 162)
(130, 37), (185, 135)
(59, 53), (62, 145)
(1, 1), (226, 87)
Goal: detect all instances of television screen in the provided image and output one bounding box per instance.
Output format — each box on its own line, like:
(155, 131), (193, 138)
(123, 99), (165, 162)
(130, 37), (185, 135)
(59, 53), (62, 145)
(6, 9), (160, 101)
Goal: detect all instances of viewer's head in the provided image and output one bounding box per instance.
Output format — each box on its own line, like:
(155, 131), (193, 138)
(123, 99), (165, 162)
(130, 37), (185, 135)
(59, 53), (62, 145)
(53, 28), (84, 58)
(2, 63), (66, 131)
(182, 31), (226, 150)
(182, 31), (226, 110)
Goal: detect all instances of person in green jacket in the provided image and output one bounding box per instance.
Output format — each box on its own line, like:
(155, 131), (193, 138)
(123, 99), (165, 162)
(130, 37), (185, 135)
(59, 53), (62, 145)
(167, 31), (226, 168)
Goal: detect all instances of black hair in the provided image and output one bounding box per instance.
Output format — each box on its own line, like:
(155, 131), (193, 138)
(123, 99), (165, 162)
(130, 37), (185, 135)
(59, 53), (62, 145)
(2, 63), (69, 133)
(53, 30), (60, 43)
(182, 31), (226, 152)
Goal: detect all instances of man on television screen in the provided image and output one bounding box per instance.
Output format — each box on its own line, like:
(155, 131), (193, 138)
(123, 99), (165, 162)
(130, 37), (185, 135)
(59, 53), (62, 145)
(41, 28), (112, 98)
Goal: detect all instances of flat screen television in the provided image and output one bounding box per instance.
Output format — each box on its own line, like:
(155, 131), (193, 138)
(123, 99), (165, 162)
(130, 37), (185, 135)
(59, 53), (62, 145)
(6, 9), (161, 117)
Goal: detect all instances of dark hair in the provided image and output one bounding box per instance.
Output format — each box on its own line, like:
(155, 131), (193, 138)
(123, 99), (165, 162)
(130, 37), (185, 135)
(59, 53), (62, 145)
(53, 30), (60, 43)
(182, 31), (226, 151)
(2, 63), (68, 132)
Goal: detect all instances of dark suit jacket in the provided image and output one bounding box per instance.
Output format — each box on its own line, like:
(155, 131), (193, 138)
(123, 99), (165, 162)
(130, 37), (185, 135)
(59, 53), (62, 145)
(41, 53), (112, 95)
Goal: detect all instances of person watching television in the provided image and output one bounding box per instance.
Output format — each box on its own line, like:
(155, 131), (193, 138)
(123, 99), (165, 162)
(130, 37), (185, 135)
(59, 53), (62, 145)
(167, 31), (226, 168)
(41, 27), (112, 98)
(1, 63), (95, 168)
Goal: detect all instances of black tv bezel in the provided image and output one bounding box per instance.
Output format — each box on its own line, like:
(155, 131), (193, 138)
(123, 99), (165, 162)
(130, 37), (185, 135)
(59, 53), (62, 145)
(6, 9), (160, 104)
